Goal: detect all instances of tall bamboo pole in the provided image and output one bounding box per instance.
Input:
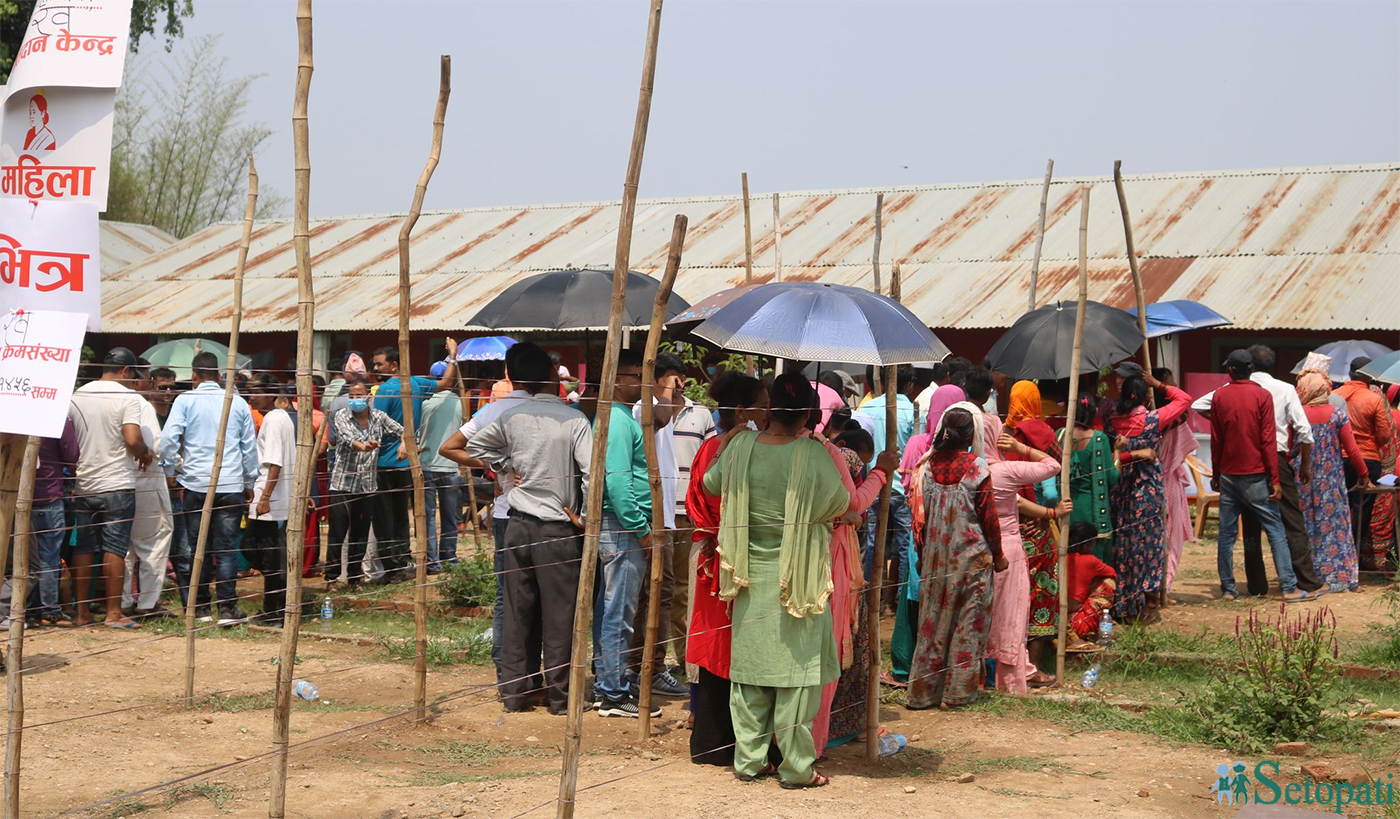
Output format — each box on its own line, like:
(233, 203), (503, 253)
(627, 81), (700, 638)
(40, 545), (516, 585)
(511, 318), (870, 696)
(1027, 158), (1054, 310)
(3, 435), (39, 819)
(455, 380), (485, 556)
(397, 55), (452, 724)
(636, 215), (688, 740)
(741, 172), (755, 376)
(0, 437), (27, 623)
(1114, 161), (1153, 382)
(865, 261), (900, 761)
(269, 3), (313, 816)
(558, 1), (665, 815)
(183, 155), (258, 702)
(870, 193), (885, 396)
(771, 192), (782, 282)
(1055, 187), (1091, 684)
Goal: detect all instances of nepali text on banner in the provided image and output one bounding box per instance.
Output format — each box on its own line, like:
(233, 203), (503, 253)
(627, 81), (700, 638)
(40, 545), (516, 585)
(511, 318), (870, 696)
(0, 199), (102, 331)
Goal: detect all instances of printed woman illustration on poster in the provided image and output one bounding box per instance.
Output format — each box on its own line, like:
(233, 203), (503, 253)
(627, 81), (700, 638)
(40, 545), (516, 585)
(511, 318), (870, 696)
(23, 93), (57, 152)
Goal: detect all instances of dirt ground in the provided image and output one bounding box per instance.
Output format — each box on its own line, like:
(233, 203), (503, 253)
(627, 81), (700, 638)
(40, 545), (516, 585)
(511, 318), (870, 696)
(9, 538), (1397, 819)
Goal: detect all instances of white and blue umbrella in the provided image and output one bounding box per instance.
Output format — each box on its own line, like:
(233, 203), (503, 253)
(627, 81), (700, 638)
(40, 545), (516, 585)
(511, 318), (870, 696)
(1290, 340), (1394, 382)
(1356, 350), (1400, 386)
(455, 336), (517, 362)
(690, 281), (949, 365)
(1124, 300), (1232, 339)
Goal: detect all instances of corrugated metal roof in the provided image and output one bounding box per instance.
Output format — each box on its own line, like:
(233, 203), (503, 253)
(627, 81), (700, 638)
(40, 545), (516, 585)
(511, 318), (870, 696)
(99, 220), (177, 273)
(100, 163), (1400, 333)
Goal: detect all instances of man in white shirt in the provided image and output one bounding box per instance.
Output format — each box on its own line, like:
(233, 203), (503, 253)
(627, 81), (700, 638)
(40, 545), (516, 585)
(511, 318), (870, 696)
(244, 374), (298, 625)
(123, 360), (175, 618)
(625, 352), (690, 698)
(1191, 345), (1323, 595)
(67, 348), (154, 629)
(437, 346), (535, 686)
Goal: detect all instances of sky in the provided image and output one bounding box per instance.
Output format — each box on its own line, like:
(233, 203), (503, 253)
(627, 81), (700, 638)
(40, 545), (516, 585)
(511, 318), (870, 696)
(148, 0), (1400, 218)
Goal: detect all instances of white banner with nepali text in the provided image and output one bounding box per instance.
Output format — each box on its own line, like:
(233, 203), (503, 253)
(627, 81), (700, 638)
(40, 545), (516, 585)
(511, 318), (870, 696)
(6, 0), (135, 93)
(1, 87), (116, 208)
(0, 308), (85, 438)
(0, 199), (102, 330)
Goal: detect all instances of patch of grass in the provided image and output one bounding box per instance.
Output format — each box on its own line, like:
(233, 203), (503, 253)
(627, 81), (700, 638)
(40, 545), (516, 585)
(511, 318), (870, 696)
(411, 769), (552, 787)
(97, 795), (154, 818)
(413, 740), (554, 763)
(954, 755), (1085, 776)
(978, 785), (1071, 800)
(167, 782), (235, 812)
(200, 694), (274, 713)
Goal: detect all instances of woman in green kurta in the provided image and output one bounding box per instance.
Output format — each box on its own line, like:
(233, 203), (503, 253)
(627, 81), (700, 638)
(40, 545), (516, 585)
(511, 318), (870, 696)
(704, 374), (850, 789)
(1042, 397), (1122, 563)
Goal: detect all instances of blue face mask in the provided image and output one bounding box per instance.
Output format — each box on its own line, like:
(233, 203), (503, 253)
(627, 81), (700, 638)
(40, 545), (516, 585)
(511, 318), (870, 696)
(706, 366), (717, 376)
(348, 398), (369, 413)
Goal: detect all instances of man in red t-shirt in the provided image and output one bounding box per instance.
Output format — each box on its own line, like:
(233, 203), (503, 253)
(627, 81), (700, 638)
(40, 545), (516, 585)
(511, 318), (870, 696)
(1208, 350), (1305, 602)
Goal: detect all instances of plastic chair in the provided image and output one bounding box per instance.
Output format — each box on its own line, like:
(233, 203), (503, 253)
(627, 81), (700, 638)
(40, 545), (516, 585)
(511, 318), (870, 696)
(1186, 455), (1219, 540)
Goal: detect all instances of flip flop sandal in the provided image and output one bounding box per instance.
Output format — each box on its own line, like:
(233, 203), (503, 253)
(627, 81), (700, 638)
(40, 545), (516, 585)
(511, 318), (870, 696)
(1028, 673), (1057, 688)
(780, 770), (830, 790)
(104, 621), (141, 630)
(734, 763), (777, 782)
(879, 671), (908, 689)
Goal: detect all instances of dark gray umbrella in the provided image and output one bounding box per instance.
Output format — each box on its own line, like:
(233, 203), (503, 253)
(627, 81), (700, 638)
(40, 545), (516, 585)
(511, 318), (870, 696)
(463, 268), (691, 332)
(987, 300), (1146, 380)
(690, 281), (949, 365)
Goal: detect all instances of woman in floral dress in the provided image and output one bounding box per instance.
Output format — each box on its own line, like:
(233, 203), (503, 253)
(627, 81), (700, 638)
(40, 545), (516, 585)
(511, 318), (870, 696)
(1293, 371), (1370, 591)
(906, 406), (1005, 709)
(1105, 373), (1192, 622)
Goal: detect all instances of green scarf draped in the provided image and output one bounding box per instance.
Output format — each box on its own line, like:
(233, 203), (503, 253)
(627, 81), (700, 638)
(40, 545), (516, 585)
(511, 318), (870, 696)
(716, 432), (836, 618)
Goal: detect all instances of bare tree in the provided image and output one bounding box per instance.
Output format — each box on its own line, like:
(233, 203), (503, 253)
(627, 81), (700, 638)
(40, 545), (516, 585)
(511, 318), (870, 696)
(106, 35), (284, 237)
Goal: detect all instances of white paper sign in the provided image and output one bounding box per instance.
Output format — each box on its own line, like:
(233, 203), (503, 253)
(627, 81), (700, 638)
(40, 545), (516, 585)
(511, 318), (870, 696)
(1, 87), (115, 208)
(0, 199), (102, 330)
(0, 308), (85, 438)
(6, 0), (135, 92)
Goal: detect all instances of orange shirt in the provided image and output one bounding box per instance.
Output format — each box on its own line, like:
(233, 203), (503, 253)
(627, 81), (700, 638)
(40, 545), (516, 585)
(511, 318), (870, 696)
(1335, 381), (1393, 461)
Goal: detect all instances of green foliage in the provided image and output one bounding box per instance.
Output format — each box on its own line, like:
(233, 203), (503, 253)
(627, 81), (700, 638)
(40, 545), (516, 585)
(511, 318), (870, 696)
(1365, 583), (1400, 665)
(1, 0), (193, 83)
(1188, 604), (1351, 752)
(106, 35), (284, 237)
(440, 552), (496, 609)
(659, 339), (766, 406)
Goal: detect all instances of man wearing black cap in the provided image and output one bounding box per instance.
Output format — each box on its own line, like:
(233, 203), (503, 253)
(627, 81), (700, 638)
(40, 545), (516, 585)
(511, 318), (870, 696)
(67, 348), (155, 628)
(1206, 350), (1306, 602)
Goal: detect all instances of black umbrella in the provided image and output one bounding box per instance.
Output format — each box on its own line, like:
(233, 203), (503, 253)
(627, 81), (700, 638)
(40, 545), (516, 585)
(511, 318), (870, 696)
(463, 268), (691, 332)
(987, 300), (1146, 380)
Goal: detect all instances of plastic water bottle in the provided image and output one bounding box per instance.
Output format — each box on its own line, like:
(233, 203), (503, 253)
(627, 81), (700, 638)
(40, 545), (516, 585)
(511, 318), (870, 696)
(1097, 609), (1115, 647)
(292, 679), (319, 701)
(321, 596), (334, 620)
(1080, 663), (1102, 689)
(876, 732), (907, 758)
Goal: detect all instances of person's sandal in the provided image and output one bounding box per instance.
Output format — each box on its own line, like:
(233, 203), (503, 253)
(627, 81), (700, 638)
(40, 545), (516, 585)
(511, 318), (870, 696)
(879, 671), (908, 689)
(780, 770), (830, 790)
(734, 763), (777, 782)
(1027, 671), (1057, 688)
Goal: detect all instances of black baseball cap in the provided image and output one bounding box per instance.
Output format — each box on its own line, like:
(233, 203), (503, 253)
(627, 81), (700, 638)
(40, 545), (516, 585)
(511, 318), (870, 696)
(103, 347), (139, 368)
(1223, 349), (1253, 372)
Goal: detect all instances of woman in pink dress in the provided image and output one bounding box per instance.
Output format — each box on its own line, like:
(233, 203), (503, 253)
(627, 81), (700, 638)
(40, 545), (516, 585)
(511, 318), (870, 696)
(980, 409), (1063, 693)
(1154, 370), (1198, 599)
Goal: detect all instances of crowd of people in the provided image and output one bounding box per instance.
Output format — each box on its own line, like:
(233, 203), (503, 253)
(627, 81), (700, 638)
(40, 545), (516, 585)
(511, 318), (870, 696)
(4, 332), (1398, 791)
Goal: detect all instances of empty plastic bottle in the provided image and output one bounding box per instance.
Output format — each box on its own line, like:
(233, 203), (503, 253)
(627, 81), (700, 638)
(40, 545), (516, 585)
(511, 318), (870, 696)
(1080, 663), (1102, 689)
(292, 679), (319, 701)
(876, 732), (907, 758)
(321, 596), (334, 620)
(1097, 609), (1115, 647)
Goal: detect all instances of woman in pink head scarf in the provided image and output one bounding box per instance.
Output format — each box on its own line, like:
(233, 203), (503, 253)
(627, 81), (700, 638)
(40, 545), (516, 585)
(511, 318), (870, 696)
(900, 385), (966, 476)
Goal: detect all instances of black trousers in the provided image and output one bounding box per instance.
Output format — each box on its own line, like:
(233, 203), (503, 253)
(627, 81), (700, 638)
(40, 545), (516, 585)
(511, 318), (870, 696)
(501, 512), (581, 712)
(1241, 456), (1322, 594)
(244, 518), (287, 620)
(372, 470), (413, 572)
(1346, 459), (1385, 551)
(328, 491), (372, 585)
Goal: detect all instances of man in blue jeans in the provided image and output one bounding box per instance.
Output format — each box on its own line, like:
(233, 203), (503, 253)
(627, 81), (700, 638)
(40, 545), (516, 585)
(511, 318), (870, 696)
(160, 351), (259, 624)
(417, 362), (464, 573)
(68, 348), (154, 629)
(1209, 350), (1306, 602)
(858, 363), (922, 612)
(29, 418), (79, 625)
(592, 349), (660, 719)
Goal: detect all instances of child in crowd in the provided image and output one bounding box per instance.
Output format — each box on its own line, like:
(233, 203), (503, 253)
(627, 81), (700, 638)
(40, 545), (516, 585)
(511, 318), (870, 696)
(1066, 521), (1118, 650)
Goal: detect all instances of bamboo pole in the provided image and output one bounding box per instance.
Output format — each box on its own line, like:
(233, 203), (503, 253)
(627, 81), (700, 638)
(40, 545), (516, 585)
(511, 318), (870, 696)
(558, 1), (664, 815)
(870, 193), (885, 396)
(397, 55), (451, 724)
(183, 155), (258, 703)
(741, 172), (755, 376)
(1027, 158), (1054, 310)
(771, 192), (782, 282)
(1114, 161), (1153, 384)
(269, 2), (313, 816)
(636, 215), (688, 740)
(0, 436), (27, 620)
(3, 436), (39, 819)
(865, 260), (901, 761)
(1055, 187), (1091, 684)
(455, 379), (485, 556)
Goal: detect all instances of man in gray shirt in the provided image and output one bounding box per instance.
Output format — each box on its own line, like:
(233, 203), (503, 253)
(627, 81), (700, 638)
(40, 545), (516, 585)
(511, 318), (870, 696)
(461, 342), (591, 714)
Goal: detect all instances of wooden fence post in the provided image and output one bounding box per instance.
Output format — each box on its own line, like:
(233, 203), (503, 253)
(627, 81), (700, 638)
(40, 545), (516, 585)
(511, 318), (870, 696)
(3, 436), (40, 819)
(557, 1), (665, 815)
(1113, 161), (1153, 383)
(1028, 159), (1054, 310)
(269, 1), (314, 815)
(741, 172), (755, 376)
(771, 193), (782, 282)
(636, 215), (688, 739)
(1056, 187), (1090, 684)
